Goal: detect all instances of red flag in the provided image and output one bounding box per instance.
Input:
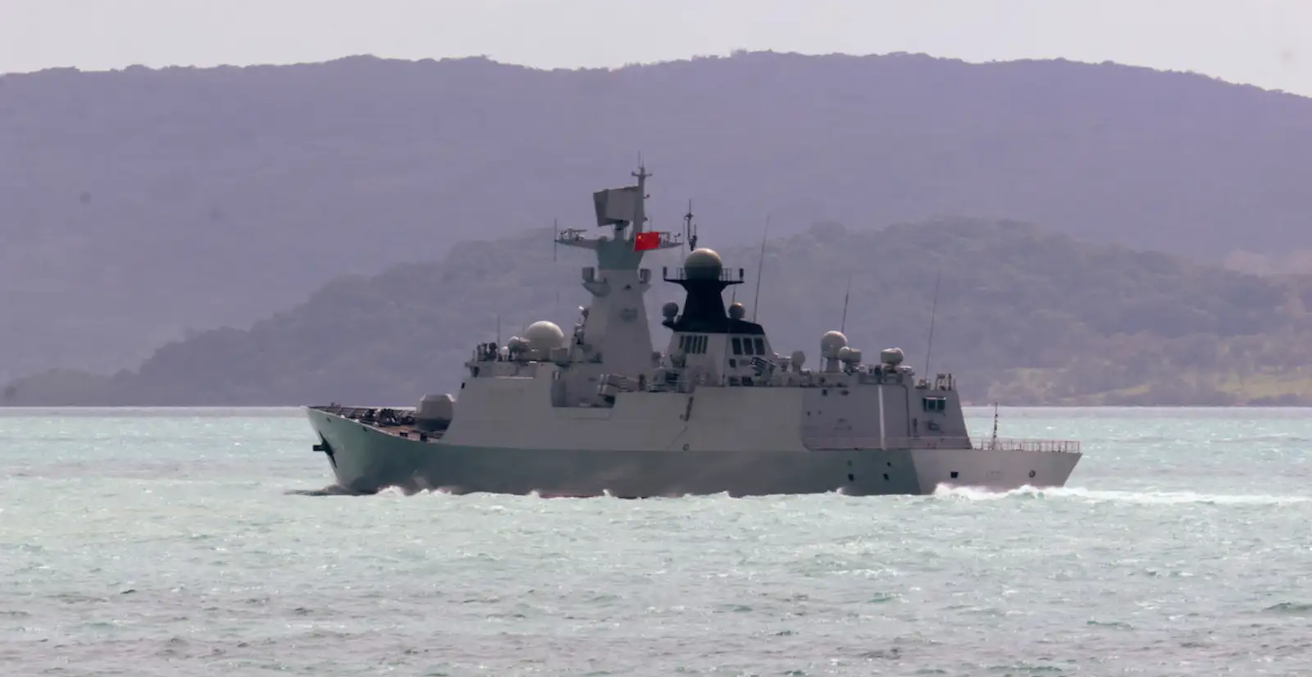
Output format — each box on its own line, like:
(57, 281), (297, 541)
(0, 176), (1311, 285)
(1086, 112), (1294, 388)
(633, 231), (661, 251)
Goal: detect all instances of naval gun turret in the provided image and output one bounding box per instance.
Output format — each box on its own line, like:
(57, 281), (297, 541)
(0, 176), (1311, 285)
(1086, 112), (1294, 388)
(414, 393), (454, 433)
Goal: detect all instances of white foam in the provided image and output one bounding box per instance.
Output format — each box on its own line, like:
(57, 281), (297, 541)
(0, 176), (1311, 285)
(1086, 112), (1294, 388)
(933, 484), (1311, 505)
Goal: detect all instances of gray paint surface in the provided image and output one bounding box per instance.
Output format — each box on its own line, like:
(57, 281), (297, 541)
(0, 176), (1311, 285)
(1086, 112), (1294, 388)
(306, 407), (1079, 497)
(303, 167), (1081, 496)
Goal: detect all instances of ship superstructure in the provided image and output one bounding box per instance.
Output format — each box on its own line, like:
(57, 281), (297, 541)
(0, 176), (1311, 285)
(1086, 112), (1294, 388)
(304, 166), (1081, 496)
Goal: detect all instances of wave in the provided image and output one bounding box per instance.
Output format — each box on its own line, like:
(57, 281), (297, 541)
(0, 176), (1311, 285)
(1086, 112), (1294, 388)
(1264, 602), (1312, 615)
(933, 484), (1312, 505)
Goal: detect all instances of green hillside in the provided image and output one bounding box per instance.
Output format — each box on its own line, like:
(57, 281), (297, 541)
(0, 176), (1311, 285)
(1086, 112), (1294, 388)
(8, 219), (1312, 406)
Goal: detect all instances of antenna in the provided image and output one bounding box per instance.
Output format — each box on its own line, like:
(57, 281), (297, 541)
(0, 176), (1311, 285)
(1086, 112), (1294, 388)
(751, 216), (769, 323)
(496, 312), (501, 347)
(552, 217), (558, 262)
(683, 200), (698, 251)
(839, 274), (852, 333)
(990, 401), (1000, 450)
(923, 268), (942, 376)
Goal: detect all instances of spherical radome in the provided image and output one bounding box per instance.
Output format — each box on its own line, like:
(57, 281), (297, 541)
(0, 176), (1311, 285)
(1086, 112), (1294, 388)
(683, 248), (723, 280)
(820, 330), (848, 358)
(524, 320), (566, 351)
(820, 330), (848, 352)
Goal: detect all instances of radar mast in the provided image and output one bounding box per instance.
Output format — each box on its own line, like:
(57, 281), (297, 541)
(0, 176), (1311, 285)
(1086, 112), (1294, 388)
(550, 162), (685, 377)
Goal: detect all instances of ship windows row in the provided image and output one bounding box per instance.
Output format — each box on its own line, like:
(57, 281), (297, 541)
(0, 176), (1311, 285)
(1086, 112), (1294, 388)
(678, 334), (709, 354)
(676, 334), (767, 356)
(732, 337), (766, 356)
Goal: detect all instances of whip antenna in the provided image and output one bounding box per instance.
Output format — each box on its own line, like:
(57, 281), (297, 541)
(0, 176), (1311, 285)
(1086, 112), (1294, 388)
(839, 274), (852, 333)
(923, 268), (942, 376)
(751, 216), (769, 322)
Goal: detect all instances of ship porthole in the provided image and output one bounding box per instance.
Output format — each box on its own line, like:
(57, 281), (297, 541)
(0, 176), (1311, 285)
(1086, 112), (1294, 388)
(1029, 470), (1036, 478)
(683, 443), (690, 451)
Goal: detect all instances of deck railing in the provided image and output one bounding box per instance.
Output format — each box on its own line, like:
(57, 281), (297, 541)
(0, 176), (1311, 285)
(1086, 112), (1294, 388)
(310, 404), (414, 425)
(803, 436), (1081, 454)
(662, 266), (746, 283)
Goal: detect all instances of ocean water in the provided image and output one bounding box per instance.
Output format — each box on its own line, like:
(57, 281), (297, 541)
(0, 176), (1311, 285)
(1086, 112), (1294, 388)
(2, 407), (1311, 676)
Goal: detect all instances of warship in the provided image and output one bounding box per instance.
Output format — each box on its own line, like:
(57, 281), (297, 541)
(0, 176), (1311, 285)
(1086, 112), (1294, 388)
(304, 166), (1082, 497)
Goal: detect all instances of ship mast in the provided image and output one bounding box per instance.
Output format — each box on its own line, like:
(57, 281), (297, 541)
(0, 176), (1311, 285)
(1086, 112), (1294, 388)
(548, 163), (685, 377)
(632, 164), (649, 239)
(552, 162), (682, 261)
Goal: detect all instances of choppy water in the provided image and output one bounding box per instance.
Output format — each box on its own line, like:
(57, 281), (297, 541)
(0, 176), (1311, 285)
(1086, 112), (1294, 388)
(3, 407), (1312, 676)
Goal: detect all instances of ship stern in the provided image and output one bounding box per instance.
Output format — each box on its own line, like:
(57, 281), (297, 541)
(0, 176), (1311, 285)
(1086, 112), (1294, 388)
(908, 438), (1082, 493)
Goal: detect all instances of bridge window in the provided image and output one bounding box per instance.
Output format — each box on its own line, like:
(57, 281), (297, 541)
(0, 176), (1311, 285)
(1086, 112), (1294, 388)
(922, 396), (946, 413)
(753, 337), (766, 355)
(679, 334), (708, 354)
(732, 337), (743, 355)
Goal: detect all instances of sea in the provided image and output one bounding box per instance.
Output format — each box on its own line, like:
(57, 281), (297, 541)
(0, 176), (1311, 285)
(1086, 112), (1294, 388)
(2, 406), (1311, 676)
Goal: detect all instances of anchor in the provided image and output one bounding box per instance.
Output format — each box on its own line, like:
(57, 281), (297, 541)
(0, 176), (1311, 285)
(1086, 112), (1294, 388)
(312, 434), (337, 469)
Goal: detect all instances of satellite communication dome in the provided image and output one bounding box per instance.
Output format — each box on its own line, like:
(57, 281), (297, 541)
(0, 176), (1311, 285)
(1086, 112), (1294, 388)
(728, 302), (746, 320)
(524, 321), (566, 352)
(820, 330), (848, 358)
(683, 248), (723, 280)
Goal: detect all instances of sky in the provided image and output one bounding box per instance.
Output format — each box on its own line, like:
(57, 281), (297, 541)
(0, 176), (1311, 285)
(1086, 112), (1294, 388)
(2, 0), (1310, 97)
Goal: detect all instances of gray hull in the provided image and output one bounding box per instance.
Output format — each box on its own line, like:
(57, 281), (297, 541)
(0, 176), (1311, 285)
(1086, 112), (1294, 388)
(306, 408), (1081, 497)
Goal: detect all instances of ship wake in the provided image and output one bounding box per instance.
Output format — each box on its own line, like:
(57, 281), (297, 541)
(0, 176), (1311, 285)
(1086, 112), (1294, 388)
(933, 484), (1311, 505)
(283, 484), (365, 497)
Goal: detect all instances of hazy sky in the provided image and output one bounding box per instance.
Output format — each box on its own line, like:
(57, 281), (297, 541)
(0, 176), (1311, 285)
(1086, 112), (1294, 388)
(3, 0), (1310, 96)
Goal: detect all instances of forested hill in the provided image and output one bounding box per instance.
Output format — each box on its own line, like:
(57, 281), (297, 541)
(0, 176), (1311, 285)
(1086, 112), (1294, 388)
(8, 218), (1312, 407)
(2, 50), (1312, 385)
